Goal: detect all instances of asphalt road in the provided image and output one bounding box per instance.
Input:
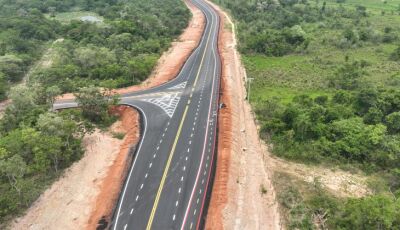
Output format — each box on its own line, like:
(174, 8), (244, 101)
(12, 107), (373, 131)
(54, 0), (221, 229)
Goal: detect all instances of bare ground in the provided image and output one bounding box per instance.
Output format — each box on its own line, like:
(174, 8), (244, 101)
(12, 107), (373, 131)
(265, 152), (371, 198)
(205, 2), (282, 229)
(10, 126), (126, 230)
(86, 106), (140, 229)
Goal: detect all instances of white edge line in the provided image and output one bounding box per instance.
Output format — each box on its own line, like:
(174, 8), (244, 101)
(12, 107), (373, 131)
(113, 105), (148, 230)
(180, 1), (217, 228)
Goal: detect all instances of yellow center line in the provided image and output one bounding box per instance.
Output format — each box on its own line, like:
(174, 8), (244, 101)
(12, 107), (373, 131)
(145, 10), (214, 229)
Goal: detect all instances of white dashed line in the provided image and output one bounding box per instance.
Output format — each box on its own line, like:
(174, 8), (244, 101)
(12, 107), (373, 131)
(183, 166), (186, 171)
(197, 198), (200, 204)
(190, 222), (193, 229)
(187, 148), (190, 153)
(179, 187), (182, 193)
(193, 209), (197, 215)
(181, 176), (184, 182)
(130, 209), (134, 215)
(173, 214), (176, 221)
(124, 224), (127, 230)
(135, 195), (139, 201)
(157, 146), (159, 150)
(149, 163), (152, 168)
(145, 173), (148, 178)
(153, 154), (156, 158)
(140, 184), (144, 190)
(176, 201), (179, 207)
(185, 157), (188, 161)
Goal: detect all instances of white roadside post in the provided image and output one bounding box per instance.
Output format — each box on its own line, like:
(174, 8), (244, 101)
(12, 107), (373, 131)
(247, 77), (254, 103)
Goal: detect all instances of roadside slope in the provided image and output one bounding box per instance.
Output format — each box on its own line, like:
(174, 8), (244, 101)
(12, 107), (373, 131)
(205, 1), (282, 229)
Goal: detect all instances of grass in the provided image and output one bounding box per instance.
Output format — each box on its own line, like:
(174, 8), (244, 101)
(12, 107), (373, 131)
(111, 132), (126, 140)
(322, 0), (400, 13)
(244, 3), (400, 106)
(45, 11), (104, 24)
(250, 86), (332, 105)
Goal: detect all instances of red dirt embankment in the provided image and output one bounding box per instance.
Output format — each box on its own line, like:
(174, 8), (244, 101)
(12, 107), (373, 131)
(57, 0), (205, 101)
(205, 1), (282, 229)
(86, 106), (140, 229)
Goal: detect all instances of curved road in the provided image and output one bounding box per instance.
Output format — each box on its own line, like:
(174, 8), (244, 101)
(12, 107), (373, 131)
(54, 0), (221, 229)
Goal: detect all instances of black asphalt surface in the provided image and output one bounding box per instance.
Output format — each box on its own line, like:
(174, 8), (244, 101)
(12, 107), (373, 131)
(54, 0), (221, 229)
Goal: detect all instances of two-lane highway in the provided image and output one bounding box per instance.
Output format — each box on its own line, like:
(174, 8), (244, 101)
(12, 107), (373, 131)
(54, 0), (221, 229)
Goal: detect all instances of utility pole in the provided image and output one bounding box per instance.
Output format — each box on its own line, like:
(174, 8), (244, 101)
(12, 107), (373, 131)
(247, 77), (254, 103)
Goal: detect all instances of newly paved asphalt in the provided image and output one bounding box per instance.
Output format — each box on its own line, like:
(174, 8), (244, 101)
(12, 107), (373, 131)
(54, 0), (221, 229)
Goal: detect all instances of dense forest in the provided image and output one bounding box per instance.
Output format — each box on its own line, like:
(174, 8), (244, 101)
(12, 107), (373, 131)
(213, 0), (400, 229)
(0, 0), (189, 223)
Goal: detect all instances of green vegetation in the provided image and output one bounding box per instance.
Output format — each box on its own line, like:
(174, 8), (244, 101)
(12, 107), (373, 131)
(274, 172), (400, 229)
(214, 0), (400, 228)
(0, 0), (190, 98)
(111, 132), (126, 140)
(0, 0), (190, 224)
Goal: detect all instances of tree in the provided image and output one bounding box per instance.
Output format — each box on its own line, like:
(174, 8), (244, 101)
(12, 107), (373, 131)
(390, 46), (400, 61)
(0, 73), (8, 100)
(0, 55), (25, 82)
(45, 85), (61, 105)
(335, 195), (400, 229)
(385, 112), (400, 134)
(330, 61), (364, 90)
(363, 107), (383, 125)
(74, 86), (118, 123)
(0, 154), (27, 197)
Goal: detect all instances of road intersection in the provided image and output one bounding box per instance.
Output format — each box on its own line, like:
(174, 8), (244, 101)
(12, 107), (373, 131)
(54, 0), (221, 229)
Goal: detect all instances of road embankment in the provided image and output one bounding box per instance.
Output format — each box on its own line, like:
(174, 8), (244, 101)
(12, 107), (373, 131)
(204, 1), (282, 229)
(86, 106), (140, 229)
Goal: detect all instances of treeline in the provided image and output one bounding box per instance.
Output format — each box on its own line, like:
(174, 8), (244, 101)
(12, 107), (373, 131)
(215, 0), (400, 56)
(0, 0), (190, 223)
(33, 0), (190, 92)
(0, 0), (190, 98)
(0, 11), (61, 99)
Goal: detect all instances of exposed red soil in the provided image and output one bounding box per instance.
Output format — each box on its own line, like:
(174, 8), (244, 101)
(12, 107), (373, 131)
(56, 0), (205, 101)
(204, 6), (231, 229)
(205, 1), (282, 229)
(86, 106), (140, 229)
